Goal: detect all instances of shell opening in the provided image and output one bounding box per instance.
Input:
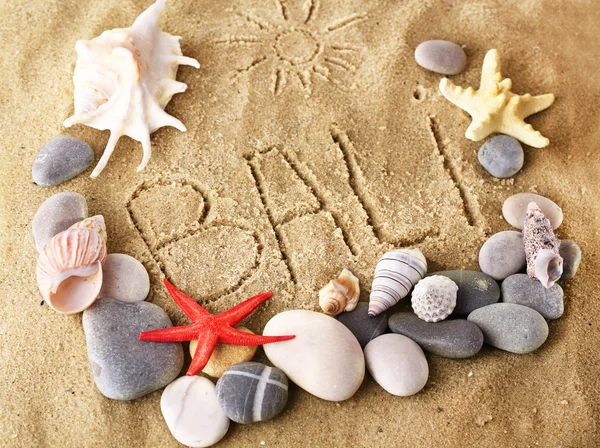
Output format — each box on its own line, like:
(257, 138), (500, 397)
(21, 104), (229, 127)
(535, 249), (563, 289)
(48, 262), (103, 314)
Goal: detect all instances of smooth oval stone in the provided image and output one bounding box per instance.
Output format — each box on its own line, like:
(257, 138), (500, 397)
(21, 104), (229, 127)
(190, 326), (257, 378)
(414, 40), (467, 75)
(32, 191), (88, 252)
(503, 193), (563, 230)
(388, 312), (483, 358)
(82, 298), (183, 400)
(501, 274), (564, 319)
(161, 376), (229, 448)
(559, 240), (582, 280)
(478, 135), (524, 178)
(427, 270), (500, 315)
(216, 362), (288, 424)
(467, 303), (548, 353)
(479, 231), (526, 281)
(32, 135), (94, 186)
(337, 302), (387, 348)
(364, 334), (428, 396)
(263, 310), (364, 402)
(98, 254), (150, 303)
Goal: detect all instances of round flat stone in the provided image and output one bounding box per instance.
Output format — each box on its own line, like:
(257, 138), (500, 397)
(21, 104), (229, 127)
(503, 193), (563, 230)
(161, 376), (229, 448)
(190, 326), (257, 378)
(501, 274), (564, 319)
(364, 334), (428, 396)
(216, 362), (288, 424)
(479, 231), (526, 281)
(478, 135), (524, 178)
(98, 254), (150, 303)
(82, 298), (183, 400)
(467, 303), (548, 354)
(428, 271), (500, 315)
(32, 191), (88, 252)
(263, 310), (364, 402)
(388, 312), (484, 358)
(559, 240), (582, 280)
(337, 302), (387, 348)
(32, 135), (94, 186)
(414, 40), (467, 75)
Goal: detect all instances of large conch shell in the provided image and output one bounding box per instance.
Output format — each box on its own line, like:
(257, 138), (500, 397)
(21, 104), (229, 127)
(369, 248), (428, 317)
(318, 268), (360, 316)
(70, 215), (107, 242)
(63, 0), (200, 178)
(36, 226), (107, 314)
(523, 202), (563, 288)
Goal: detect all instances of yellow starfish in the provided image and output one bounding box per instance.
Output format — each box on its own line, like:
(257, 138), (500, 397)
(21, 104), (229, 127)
(439, 49), (555, 148)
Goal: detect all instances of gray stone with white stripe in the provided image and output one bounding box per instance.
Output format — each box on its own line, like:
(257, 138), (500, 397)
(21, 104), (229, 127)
(216, 362), (288, 424)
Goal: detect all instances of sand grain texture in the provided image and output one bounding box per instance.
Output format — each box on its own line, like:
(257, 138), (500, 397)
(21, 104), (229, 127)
(0, 0), (598, 446)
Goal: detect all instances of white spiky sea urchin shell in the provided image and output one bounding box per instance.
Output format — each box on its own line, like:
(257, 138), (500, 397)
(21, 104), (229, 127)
(411, 275), (458, 323)
(63, 0), (200, 178)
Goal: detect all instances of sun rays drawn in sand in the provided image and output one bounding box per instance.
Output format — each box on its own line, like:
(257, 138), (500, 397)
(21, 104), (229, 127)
(215, 0), (367, 95)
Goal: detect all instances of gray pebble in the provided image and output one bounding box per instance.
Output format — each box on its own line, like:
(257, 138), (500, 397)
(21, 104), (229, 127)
(216, 362), (288, 424)
(427, 271), (500, 315)
(337, 302), (387, 348)
(559, 240), (581, 280)
(414, 40), (467, 75)
(478, 135), (524, 178)
(389, 312), (483, 358)
(479, 231), (526, 281)
(32, 136), (94, 186)
(82, 298), (183, 400)
(32, 191), (88, 252)
(467, 303), (548, 354)
(99, 254), (150, 303)
(501, 274), (564, 319)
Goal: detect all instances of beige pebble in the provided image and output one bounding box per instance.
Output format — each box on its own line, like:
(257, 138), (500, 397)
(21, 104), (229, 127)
(190, 326), (257, 378)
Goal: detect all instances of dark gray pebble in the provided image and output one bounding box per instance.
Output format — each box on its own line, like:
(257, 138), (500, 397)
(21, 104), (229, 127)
(478, 135), (524, 178)
(32, 135), (94, 186)
(468, 303), (548, 354)
(388, 312), (484, 358)
(559, 240), (582, 280)
(337, 302), (388, 348)
(216, 362), (288, 424)
(427, 270), (499, 315)
(82, 298), (183, 400)
(501, 273), (564, 319)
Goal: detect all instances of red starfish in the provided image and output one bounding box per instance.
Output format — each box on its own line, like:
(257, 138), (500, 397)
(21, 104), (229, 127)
(139, 279), (295, 376)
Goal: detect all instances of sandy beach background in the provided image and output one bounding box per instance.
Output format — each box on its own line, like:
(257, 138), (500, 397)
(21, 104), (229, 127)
(0, 0), (598, 446)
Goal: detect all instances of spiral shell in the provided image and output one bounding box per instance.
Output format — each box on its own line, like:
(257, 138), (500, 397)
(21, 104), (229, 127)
(69, 215), (107, 242)
(318, 268), (360, 315)
(523, 202), (563, 288)
(369, 248), (427, 317)
(411, 275), (458, 322)
(36, 227), (107, 314)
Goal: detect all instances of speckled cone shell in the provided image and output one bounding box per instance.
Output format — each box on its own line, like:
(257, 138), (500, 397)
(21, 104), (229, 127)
(369, 248), (427, 317)
(411, 275), (458, 323)
(318, 268), (360, 315)
(36, 227), (107, 314)
(523, 202), (563, 288)
(63, 0), (200, 178)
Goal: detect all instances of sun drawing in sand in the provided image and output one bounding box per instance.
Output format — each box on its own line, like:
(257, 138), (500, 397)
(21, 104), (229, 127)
(216, 0), (367, 95)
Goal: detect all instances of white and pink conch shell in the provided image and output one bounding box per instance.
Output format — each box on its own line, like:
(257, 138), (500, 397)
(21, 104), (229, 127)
(36, 225), (107, 314)
(318, 268), (360, 316)
(369, 248), (428, 317)
(523, 202), (563, 288)
(70, 215), (107, 242)
(63, 0), (200, 178)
